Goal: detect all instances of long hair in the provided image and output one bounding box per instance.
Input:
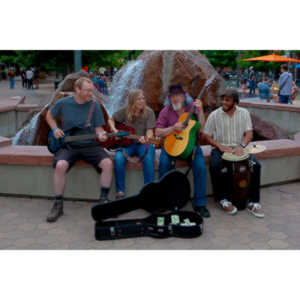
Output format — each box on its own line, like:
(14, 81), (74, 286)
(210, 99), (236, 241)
(126, 89), (147, 123)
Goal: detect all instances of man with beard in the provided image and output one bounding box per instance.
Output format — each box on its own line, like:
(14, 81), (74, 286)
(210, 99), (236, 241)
(155, 84), (210, 218)
(203, 88), (264, 218)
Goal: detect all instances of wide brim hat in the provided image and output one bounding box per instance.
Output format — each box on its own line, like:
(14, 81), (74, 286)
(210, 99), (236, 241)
(168, 84), (185, 96)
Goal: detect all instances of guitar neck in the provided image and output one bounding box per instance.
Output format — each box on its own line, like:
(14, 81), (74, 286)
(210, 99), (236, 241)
(64, 133), (116, 142)
(182, 74), (217, 126)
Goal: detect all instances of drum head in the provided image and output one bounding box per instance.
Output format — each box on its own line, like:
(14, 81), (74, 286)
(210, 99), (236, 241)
(222, 151), (249, 162)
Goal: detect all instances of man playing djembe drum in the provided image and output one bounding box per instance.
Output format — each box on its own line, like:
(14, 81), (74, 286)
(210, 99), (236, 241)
(203, 88), (264, 218)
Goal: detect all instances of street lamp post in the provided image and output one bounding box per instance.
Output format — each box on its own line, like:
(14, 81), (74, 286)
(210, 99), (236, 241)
(74, 50), (82, 72)
(236, 50), (241, 88)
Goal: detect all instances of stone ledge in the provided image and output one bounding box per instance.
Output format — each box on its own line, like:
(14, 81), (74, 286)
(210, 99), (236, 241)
(15, 104), (40, 112)
(1, 140), (300, 169)
(0, 137), (12, 147)
(240, 100), (300, 112)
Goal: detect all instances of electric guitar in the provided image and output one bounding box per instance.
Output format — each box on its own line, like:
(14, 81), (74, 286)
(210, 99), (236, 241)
(164, 74), (217, 159)
(47, 127), (131, 153)
(47, 124), (161, 153)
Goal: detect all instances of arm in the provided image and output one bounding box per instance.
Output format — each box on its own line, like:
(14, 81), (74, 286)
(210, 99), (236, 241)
(155, 124), (184, 137)
(108, 117), (118, 133)
(95, 126), (108, 142)
(146, 128), (154, 139)
(139, 128), (154, 144)
(203, 133), (233, 153)
(46, 109), (64, 138)
(194, 99), (205, 129)
(232, 130), (253, 156)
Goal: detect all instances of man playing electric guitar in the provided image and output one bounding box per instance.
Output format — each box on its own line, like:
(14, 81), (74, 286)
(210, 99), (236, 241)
(155, 84), (210, 218)
(45, 77), (113, 222)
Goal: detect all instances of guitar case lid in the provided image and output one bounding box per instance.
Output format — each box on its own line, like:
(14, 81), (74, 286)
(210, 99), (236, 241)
(91, 170), (191, 221)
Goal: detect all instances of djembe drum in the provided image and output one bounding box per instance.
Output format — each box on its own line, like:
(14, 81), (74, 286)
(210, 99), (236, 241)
(221, 151), (251, 210)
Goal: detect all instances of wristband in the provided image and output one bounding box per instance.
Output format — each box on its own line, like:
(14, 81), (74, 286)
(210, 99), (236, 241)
(53, 127), (58, 131)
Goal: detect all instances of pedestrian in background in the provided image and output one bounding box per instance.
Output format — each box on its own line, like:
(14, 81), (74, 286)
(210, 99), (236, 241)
(248, 66), (256, 96)
(278, 64), (293, 104)
(33, 67), (40, 89)
(26, 68), (34, 89)
(291, 80), (299, 103)
(8, 67), (15, 89)
(20, 67), (27, 88)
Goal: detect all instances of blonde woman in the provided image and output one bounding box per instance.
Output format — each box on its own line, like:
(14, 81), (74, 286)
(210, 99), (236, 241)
(108, 89), (156, 199)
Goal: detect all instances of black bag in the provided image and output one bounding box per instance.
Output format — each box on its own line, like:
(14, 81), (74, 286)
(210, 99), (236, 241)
(91, 170), (204, 240)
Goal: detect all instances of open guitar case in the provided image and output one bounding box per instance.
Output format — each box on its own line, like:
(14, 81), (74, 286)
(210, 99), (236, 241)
(91, 170), (204, 240)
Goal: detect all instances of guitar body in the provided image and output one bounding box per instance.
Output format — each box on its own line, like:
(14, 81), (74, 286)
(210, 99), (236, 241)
(47, 130), (70, 154)
(164, 113), (200, 159)
(101, 122), (135, 149)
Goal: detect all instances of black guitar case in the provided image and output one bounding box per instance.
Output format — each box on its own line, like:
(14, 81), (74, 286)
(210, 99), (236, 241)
(91, 170), (204, 240)
(91, 170), (191, 221)
(95, 211), (203, 240)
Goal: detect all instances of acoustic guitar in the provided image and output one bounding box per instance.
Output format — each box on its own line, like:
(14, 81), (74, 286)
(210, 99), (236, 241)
(164, 74), (217, 159)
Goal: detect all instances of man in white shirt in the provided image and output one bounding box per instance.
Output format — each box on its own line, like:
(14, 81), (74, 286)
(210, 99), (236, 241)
(26, 68), (34, 89)
(204, 88), (264, 218)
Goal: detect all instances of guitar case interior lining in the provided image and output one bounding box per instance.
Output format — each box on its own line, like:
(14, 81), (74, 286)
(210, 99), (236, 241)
(92, 170), (204, 240)
(95, 211), (203, 240)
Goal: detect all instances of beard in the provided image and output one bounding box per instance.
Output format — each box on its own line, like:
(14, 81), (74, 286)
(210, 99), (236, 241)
(222, 103), (235, 112)
(172, 103), (183, 111)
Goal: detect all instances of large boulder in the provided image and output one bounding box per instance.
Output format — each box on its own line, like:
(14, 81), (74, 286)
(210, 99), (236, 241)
(251, 113), (289, 140)
(138, 51), (225, 114)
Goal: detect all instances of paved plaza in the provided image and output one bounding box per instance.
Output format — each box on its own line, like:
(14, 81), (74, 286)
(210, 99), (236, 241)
(0, 181), (300, 250)
(1, 77), (300, 250)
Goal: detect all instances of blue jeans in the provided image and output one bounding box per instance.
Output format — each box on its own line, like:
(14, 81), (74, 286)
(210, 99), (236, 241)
(114, 143), (155, 192)
(280, 95), (290, 104)
(158, 145), (207, 207)
(9, 78), (15, 89)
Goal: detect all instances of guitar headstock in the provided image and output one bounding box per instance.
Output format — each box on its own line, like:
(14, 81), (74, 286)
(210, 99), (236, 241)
(197, 73), (218, 101)
(204, 73), (217, 88)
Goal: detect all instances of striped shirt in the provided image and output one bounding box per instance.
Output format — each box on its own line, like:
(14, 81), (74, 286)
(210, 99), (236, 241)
(204, 106), (252, 147)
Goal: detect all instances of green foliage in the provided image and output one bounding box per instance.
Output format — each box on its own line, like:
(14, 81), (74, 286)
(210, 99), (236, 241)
(2, 50), (296, 75)
(200, 50), (238, 69)
(200, 50), (291, 72)
(238, 50), (285, 71)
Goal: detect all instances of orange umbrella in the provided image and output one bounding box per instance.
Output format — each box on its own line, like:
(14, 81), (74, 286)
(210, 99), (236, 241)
(242, 53), (300, 63)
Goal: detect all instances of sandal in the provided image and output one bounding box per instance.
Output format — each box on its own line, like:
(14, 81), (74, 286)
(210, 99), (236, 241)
(115, 191), (126, 200)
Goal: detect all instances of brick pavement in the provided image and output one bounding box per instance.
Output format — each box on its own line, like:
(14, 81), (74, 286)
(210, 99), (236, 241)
(1, 77), (300, 249)
(0, 78), (54, 107)
(0, 181), (299, 250)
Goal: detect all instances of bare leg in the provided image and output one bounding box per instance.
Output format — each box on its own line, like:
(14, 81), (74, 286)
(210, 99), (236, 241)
(54, 160), (69, 195)
(98, 158), (113, 188)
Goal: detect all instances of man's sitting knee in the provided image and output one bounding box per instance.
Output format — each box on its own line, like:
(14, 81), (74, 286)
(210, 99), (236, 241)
(55, 160), (69, 172)
(100, 158), (113, 170)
